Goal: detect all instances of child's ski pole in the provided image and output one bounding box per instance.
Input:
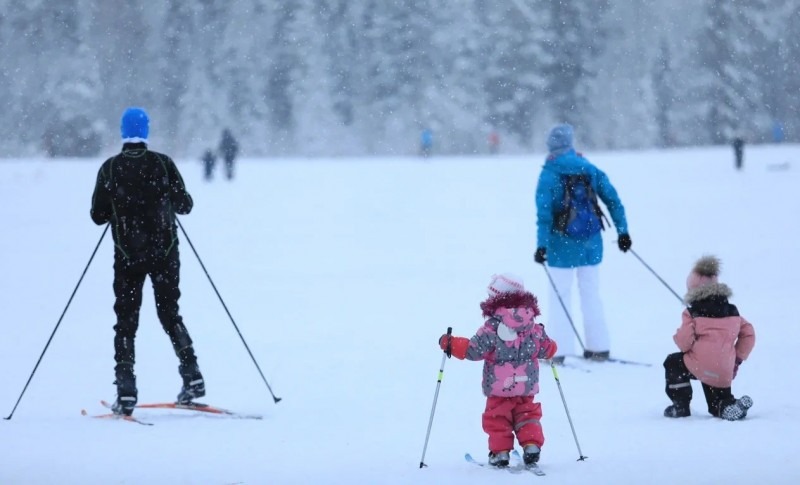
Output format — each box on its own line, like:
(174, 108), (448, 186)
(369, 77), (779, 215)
(419, 327), (452, 468)
(549, 359), (588, 461)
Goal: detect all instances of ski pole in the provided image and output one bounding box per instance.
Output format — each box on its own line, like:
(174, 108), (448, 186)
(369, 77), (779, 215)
(628, 248), (683, 304)
(177, 219), (282, 404)
(549, 359), (588, 461)
(541, 264), (586, 352)
(419, 327), (452, 468)
(4, 224), (109, 420)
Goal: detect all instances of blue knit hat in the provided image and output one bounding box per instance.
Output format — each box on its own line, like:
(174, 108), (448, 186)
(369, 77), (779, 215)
(120, 107), (149, 143)
(546, 123), (574, 153)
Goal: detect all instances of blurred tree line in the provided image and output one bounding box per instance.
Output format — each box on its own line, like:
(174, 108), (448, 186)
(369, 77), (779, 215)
(0, 0), (797, 157)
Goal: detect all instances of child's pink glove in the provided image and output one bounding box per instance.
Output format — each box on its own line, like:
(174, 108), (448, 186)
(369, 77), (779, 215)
(733, 358), (743, 379)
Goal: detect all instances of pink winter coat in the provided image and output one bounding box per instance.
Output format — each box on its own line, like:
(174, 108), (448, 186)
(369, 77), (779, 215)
(674, 283), (755, 388)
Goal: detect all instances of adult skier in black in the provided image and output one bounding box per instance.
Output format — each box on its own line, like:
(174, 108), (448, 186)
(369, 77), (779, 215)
(219, 128), (239, 180)
(90, 107), (206, 416)
(732, 137), (745, 170)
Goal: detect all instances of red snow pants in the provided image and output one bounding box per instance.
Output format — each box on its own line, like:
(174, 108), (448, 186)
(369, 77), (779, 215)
(482, 396), (544, 453)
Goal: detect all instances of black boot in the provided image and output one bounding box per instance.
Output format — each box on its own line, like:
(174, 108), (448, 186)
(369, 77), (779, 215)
(664, 402), (690, 418)
(583, 350), (610, 361)
(177, 363), (205, 404)
(112, 363), (137, 416)
(523, 444), (541, 465)
(488, 451), (510, 468)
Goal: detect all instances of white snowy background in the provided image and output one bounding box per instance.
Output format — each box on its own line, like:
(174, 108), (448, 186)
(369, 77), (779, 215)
(1, 144), (798, 484)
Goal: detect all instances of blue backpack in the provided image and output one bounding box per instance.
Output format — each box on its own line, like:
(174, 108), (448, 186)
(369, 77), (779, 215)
(553, 174), (607, 239)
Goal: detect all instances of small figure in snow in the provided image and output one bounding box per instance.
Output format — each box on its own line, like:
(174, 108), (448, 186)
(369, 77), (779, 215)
(202, 148), (217, 181)
(219, 128), (239, 180)
(772, 120), (785, 144)
(488, 130), (500, 155)
(732, 136), (745, 170)
(420, 128), (433, 158)
(663, 255), (756, 420)
(438, 274), (557, 468)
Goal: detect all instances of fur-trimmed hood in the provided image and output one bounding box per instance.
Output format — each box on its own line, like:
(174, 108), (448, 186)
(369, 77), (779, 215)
(685, 282), (733, 305)
(480, 291), (540, 318)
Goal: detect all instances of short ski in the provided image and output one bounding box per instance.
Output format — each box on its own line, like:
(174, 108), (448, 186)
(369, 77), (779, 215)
(80, 408), (153, 426)
(568, 355), (652, 367)
(465, 451), (545, 476)
(541, 359), (592, 373)
(465, 452), (518, 470)
(512, 450), (546, 476)
(100, 400), (263, 420)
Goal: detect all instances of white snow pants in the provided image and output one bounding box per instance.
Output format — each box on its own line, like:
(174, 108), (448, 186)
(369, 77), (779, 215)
(545, 264), (610, 357)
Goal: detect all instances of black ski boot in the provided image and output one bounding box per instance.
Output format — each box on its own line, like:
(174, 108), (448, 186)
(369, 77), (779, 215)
(523, 444), (541, 465)
(177, 363), (205, 404)
(112, 364), (137, 416)
(664, 402), (691, 418)
(488, 451), (510, 468)
(583, 350), (610, 362)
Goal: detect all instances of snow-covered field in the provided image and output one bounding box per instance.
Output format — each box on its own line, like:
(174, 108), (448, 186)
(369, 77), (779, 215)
(1, 144), (798, 484)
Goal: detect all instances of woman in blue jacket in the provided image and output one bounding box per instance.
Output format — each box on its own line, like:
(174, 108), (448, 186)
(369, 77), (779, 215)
(533, 124), (631, 363)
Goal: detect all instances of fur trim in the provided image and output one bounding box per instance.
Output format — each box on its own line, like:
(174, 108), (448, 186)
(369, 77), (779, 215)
(693, 255), (721, 278)
(480, 291), (540, 318)
(685, 282), (732, 305)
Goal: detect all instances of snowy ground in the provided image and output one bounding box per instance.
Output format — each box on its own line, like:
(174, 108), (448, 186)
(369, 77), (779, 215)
(1, 144), (798, 484)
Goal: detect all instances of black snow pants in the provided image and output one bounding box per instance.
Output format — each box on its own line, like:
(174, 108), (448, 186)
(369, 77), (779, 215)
(112, 249), (200, 393)
(664, 352), (735, 417)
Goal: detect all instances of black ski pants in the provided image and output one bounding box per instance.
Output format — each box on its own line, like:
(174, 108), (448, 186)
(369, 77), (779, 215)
(664, 352), (735, 416)
(112, 249), (198, 384)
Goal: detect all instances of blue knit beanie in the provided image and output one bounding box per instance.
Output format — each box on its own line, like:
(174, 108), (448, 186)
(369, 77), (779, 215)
(120, 107), (149, 143)
(546, 123), (574, 153)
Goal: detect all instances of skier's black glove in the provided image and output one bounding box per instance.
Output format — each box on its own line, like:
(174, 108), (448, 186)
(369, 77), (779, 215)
(618, 234), (632, 252)
(534, 247), (547, 264)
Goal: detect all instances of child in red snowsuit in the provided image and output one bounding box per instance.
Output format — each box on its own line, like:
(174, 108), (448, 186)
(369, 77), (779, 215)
(439, 274), (557, 467)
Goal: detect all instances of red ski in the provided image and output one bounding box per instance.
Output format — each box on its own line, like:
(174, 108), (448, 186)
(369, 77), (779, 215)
(100, 400), (262, 420)
(80, 408), (154, 426)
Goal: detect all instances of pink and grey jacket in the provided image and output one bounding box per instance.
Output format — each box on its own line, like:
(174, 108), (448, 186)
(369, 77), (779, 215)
(674, 282), (755, 388)
(449, 292), (557, 398)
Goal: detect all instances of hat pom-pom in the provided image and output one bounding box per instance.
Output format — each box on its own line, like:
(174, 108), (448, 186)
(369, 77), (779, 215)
(693, 255), (720, 278)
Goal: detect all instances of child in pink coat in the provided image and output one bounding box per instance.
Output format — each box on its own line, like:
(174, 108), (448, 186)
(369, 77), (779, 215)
(663, 256), (756, 420)
(438, 274), (557, 467)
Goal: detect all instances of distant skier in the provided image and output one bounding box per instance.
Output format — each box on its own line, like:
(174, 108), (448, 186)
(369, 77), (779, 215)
(772, 120), (785, 143)
(438, 274), (557, 468)
(488, 130), (500, 154)
(202, 148), (217, 181)
(732, 137), (744, 170)
(219, 128), (239, 180)
(663, 256), (755, 420)
(420, 128), (433, 158)
(90, 107), (206, 416)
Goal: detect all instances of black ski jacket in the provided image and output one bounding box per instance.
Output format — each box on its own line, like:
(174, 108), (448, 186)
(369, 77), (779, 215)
(90, 143), (192, 263)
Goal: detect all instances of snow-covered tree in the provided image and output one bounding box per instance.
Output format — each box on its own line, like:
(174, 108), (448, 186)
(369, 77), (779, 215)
(696, 0), (772, 144)
(652, 39), (676, 147)
(540, 0), (611, 147)
(480, 0), (547, 147)
(0, 0), (793, 157)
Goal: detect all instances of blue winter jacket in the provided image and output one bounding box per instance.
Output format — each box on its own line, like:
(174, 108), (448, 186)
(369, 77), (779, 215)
(535, 149), (628, 268)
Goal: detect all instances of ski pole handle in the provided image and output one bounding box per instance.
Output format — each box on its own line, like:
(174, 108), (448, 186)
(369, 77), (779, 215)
(444, 327), (453, 358)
